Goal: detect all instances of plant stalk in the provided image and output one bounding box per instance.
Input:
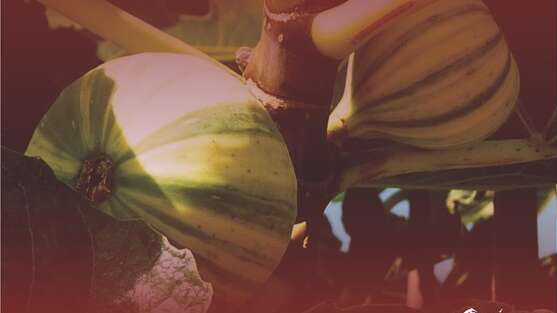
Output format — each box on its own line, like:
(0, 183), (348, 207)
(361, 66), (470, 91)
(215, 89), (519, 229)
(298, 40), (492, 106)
(338, 138), (557, 193)
(243, 0), (345, 222)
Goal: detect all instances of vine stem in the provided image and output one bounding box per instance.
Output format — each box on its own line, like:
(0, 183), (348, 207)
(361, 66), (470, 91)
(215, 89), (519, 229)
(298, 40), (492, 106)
(37, 0), (238, 76)
(337, 138), (557, 192)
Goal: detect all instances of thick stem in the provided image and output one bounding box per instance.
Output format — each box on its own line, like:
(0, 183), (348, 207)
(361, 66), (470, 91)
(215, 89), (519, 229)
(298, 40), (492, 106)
(244, 0), (344, 221)
(244, 5), (340, 104)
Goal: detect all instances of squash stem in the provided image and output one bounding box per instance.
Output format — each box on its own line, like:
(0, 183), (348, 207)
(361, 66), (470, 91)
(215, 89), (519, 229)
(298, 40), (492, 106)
(244, 1), (343, 223)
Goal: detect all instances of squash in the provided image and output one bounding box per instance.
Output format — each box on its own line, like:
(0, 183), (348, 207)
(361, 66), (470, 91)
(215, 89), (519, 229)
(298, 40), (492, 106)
(328, 0), (520, 149)
(25, 52), (297, 307)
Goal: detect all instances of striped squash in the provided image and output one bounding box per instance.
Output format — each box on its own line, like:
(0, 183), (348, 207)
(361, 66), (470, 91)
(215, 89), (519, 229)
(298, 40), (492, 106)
(25, 53), (297, 309)
(328, 0), (520, 149)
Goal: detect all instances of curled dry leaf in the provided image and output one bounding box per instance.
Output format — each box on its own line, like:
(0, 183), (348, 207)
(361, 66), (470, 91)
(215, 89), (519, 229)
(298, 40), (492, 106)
(117, 237), (212, 313)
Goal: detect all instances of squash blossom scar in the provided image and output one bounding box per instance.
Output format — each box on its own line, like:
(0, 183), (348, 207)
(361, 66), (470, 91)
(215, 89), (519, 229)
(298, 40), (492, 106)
(75, 154), (114, 204)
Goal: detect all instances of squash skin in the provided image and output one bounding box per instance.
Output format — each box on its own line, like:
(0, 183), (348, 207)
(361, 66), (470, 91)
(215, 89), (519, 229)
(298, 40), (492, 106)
(25, 53), (297, 307)
(328, 0), (520, 149)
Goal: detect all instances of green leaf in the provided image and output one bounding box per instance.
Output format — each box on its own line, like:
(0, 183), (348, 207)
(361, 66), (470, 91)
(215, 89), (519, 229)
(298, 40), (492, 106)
(331, 191), (345, 202)
(97, 0), (263, 62)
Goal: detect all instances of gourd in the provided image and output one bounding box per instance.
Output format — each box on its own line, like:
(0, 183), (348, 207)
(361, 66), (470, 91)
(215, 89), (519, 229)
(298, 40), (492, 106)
(328, 0), (520, 149)
(24, 52), (297, 306)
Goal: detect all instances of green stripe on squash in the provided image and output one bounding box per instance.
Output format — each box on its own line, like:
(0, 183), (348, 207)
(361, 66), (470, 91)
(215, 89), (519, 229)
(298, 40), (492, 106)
(25, 53), (297, 309)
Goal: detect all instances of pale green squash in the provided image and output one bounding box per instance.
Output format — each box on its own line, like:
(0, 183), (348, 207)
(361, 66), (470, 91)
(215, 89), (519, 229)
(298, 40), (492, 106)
(25, 53), (297, 308)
